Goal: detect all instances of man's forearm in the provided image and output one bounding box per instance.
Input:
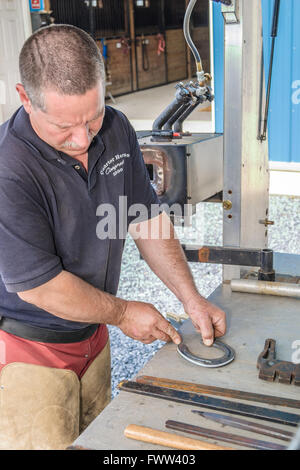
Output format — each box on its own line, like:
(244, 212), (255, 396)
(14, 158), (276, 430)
(131, 212), (202, 306)
(18, 270), (127, 325)
(131, 212), (227, 345)
(17, 268), (182, 345)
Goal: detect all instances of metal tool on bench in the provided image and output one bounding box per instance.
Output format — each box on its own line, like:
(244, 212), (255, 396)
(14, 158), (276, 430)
(165, 419), (287, 450)
(136, 375), (300, 409)
(197, 411), (294, 442)
(257, 338), (300, 386)
(166, 312), (235, 368)
(118, 380), (300, 427)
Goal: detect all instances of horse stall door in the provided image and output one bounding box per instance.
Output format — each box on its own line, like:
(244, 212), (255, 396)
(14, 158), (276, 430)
(164, 0), (188, 83)
(135, 34), (166, 90)
(133, 0), (167, 90)
(97, 38), (133, 96)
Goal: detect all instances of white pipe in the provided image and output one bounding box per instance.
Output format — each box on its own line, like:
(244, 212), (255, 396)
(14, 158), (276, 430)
(230, 279), (300, 298)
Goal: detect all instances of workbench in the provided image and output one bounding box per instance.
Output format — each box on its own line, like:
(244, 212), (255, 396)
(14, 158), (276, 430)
(73, 257), (300, 451)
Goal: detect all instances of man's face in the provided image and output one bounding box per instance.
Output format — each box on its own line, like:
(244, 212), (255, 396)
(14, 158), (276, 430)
(17, 82), (105, 158)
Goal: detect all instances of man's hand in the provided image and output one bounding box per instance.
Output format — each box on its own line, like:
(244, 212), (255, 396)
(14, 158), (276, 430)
(117, 300), (181, 345)
(130, 213), (226, 347)
(184, 295), (226, 347)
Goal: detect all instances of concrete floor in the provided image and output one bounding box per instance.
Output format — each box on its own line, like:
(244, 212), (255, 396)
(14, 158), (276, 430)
(106, 83), (300, 197)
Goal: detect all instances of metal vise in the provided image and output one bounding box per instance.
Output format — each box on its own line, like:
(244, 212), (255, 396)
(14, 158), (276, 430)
(257, 338), (300, 386)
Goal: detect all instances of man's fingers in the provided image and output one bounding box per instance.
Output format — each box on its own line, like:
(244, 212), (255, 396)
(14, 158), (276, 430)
(152, 327), (175, 344)
(157, 320), (181, 345)
(214, 326), (226, 338)
(142, 324), (181, 344)
(184, 297), (227, 346)
(151, 328), (170, 343)
(213, 314), (227, 338)
(197, 315), (214, 346)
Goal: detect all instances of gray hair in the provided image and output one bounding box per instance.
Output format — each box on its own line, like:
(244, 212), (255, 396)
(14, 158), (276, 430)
(19, 24), (106, 110)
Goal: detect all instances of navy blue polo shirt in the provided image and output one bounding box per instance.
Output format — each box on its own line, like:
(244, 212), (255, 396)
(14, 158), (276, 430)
(0, 106), (159, 330)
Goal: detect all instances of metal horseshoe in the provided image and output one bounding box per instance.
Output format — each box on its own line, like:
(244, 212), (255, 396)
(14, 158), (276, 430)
(177, 338), (235, 368)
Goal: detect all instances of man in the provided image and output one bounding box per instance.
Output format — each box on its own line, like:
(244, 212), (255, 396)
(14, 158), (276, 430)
(0, 25), (226, 450)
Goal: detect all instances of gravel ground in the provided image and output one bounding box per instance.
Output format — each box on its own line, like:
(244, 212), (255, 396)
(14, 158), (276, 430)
(109, 195), (300, 397)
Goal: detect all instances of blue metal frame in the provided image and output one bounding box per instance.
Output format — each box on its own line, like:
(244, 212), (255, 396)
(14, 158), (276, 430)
(213, 0), (300, 162)
(212, 2), (224, 134)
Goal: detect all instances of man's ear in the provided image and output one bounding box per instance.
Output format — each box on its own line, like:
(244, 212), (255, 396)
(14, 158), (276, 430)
(16, 83), (32, 114)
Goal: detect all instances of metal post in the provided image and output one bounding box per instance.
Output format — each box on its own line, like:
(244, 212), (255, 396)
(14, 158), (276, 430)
(222, 0), (269, 281)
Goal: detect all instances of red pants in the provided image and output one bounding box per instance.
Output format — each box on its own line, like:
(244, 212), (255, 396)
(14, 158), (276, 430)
(0, 324), (108, 378)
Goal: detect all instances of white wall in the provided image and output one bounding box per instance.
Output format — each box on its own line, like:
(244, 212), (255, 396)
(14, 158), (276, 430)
(0, 0), (32, 124)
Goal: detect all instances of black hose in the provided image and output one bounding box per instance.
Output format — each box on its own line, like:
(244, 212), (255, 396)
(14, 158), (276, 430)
(173, 99), (203, 133)
(259, 0), (281, 141)
(271, 0), (281, 37)
(163, 102), (193, 131)
(152, 99), (187, 132)
(152, 85), (191, 132)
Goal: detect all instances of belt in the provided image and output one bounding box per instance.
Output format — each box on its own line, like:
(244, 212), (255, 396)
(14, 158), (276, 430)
(0, 316), (99, 343)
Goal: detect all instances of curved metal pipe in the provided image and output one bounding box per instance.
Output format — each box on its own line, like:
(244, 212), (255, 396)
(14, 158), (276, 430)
(163, 102), (193, 131)
(152, 99), (185, 132)
(152, 86), (191, 132)
(173, 99), (203, 133)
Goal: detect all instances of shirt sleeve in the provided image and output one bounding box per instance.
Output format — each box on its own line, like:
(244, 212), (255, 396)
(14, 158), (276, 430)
(124, 118), (160, 224)
(0, 176), (63, 293)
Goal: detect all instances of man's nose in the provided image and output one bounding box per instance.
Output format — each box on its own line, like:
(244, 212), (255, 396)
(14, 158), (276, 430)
(72, 125), (90, 149)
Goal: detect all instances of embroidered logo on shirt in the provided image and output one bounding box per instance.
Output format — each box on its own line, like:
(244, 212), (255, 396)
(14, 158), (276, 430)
(99, 153), (130, 177)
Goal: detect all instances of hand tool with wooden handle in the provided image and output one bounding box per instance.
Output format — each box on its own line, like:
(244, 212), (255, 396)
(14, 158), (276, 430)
(124, 424), (233, 450)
